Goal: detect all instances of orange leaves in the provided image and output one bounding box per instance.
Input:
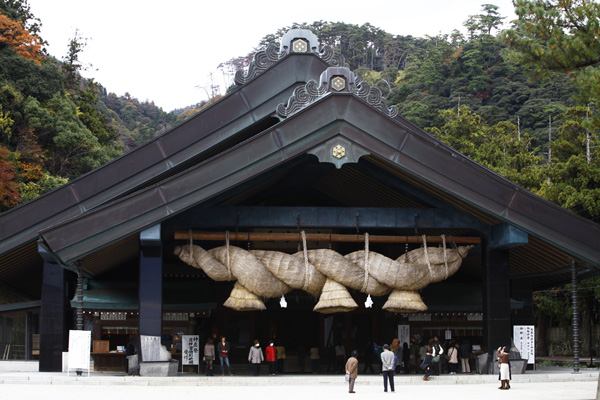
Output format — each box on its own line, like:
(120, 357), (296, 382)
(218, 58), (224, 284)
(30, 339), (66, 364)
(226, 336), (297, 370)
(0, 146), (20, 210)
(0, 12), (42, 65)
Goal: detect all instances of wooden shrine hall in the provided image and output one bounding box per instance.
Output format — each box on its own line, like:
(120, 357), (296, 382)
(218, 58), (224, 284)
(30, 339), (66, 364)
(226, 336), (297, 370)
(0, 29), (599, 372)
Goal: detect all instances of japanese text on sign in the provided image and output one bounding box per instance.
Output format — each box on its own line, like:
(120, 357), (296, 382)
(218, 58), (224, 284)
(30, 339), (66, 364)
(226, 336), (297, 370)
(513, 325), (535, 364)
(182, 335), (200, 365)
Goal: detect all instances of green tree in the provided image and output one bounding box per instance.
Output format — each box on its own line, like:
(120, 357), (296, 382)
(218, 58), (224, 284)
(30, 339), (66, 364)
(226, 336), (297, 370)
(539, 106), (600, 219)
(501, 0), (600, 103)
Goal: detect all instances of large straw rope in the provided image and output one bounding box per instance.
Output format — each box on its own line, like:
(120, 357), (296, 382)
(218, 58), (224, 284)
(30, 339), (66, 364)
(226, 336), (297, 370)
(173, 233), (472, 312)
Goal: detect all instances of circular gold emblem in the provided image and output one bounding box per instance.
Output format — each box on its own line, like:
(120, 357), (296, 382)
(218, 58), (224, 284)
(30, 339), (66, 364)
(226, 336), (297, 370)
(331, 76), (346, 92)
(333, 145), (346, 159)
(292, 39), (308, 53)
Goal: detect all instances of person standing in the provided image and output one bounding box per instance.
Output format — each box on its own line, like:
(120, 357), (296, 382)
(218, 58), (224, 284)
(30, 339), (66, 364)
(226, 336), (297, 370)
(203, 338), (215, 376)
(345, 350), (359, 393)
(447, 342), (458, 375)
(248, 340), (264, 376)
(402, 342), (410, 374)
(380, 344), (395, 393)
(335, 343), (346, 373)
(497, 346), (511, 390)
(362, 341), (375, 374)
(217, 336), (232, 376)
(309, 346), (320, 374)
(276, 344), (286, 374)
(431, 336), (444, 375)
(266, 341), (277, 375)
(459, 339), (472, 373)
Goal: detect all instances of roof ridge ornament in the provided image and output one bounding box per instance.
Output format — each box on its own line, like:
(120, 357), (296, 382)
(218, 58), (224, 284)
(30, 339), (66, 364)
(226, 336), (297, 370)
(277, 67), (398, 119)
(235, 29), (348, 87)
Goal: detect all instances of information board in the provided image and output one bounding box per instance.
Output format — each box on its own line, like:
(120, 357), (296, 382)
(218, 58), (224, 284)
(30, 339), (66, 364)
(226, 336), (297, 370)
(67, 330), (91, 376)
(397, 325), (410, 346)
(182, 335), (200, 365)
(513, 325), (535, 364)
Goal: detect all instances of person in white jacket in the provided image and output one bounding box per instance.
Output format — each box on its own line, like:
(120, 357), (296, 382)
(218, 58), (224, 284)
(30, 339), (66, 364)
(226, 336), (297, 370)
(248, 340), (264, 376)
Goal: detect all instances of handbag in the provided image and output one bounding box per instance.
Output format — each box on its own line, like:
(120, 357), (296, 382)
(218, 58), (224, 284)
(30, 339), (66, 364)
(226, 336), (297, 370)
(345, 373), (350, 382)
(432, 355), (440, 362)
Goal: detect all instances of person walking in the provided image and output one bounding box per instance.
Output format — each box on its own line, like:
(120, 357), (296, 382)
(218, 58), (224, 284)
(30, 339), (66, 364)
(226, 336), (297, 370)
(345, 350), (359, 393)
(217, 336), (233, 376)
(248, 340), (264, 376)
(497, 346), (511, 390)
(380, 344), (395, 393)
(266, 341), (277, 375)
(421, 347), (434, 381)
(203, 338), (215, 376)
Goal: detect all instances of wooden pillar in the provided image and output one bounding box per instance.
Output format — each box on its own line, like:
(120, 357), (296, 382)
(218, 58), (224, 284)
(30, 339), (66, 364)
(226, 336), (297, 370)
(39, 261), (68, 372)
(139, 225), (163, 339)
(482, 244), (511, 357)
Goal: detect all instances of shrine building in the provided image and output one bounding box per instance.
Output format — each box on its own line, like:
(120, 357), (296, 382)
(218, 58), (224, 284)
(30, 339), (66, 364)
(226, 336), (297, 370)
(0, 29), (598, 373)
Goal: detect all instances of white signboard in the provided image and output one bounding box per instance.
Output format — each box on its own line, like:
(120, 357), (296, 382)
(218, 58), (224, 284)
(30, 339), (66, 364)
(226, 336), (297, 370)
(182, 335), (200, 365)
(513, 325), (535, 364)
(397, 325), (410, 346)
(67, 330), (91, 376)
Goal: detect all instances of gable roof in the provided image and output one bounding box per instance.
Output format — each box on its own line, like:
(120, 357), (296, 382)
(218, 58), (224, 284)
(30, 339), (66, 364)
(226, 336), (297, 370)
(36, 90), (600, 270)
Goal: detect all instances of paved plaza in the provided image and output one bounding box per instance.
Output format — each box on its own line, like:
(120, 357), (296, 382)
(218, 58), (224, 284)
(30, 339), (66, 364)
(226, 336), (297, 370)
(0, 367), (598, 400)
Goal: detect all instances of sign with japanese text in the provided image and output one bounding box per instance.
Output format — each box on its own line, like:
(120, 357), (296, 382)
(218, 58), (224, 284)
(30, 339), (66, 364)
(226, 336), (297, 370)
(182, 335), (200, 365)
(513, 325), (535, 364)
(398, 325), (410, 346)
(68, 330), (91, 371)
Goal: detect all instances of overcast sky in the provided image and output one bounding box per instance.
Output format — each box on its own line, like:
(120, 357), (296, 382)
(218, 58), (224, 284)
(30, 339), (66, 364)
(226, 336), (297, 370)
(27, 0), (517, 112)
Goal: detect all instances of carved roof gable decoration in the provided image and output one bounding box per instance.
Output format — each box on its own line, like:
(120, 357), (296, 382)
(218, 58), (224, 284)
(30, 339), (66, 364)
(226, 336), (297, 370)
(276, 67), (398, 119)
(234, 29), (348, 86)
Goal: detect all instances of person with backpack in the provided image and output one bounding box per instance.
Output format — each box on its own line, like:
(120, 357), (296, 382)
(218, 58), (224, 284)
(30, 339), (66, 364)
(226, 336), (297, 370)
(431, 336), (444, 375)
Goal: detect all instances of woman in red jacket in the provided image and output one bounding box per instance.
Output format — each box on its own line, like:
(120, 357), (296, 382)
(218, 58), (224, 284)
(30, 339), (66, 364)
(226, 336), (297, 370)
(266, 342), (277, 375)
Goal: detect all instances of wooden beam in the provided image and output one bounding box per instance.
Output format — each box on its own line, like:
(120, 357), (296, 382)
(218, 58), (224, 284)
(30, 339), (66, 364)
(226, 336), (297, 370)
(174, 230), (481, 244)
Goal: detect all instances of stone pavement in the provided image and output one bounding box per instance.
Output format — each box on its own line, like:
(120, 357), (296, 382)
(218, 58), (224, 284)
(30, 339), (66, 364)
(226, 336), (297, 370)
(0, 367), (597, 400)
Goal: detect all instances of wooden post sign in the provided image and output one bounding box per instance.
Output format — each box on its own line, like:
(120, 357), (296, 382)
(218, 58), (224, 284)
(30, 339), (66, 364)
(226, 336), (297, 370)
(67, 330), (91, 376)
(182, 335), (200, 373)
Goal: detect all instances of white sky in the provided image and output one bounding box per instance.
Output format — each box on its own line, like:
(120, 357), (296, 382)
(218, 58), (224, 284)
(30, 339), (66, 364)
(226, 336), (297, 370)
(27, 0), (517, 112)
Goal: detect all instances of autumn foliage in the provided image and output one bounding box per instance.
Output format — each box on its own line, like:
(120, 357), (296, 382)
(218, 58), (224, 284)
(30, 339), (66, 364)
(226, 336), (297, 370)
(0, 145), (19, 209)
(0, 11), (42, 64)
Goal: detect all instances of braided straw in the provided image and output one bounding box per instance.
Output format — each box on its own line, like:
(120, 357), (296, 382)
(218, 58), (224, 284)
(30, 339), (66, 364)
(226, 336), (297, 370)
(188, 229), (194, 264)
(441, 234), (449, 279)
(422, 235), (433, 278)
(226, 231), (232, 280)
(301, 231), (311, 292)
(361, 233), (370, 293)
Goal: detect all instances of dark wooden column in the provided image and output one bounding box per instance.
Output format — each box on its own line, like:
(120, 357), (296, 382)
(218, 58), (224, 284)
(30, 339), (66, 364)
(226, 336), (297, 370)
(39, 261), (68, 372)
(483, 222), (529, 358)
(482, 244), (512, 356)
(139, 224), (163, 339)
